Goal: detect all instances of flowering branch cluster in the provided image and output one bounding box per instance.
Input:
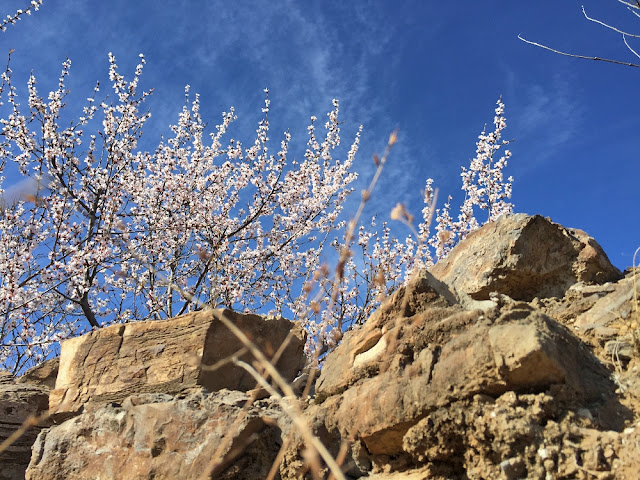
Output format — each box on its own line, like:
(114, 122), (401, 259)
(421, 97), (513, 261)
(268, 98), (514, 356)
(0, 45), (515, 372)
(0, 53), (360, 372)
(1, 1), (42, 32)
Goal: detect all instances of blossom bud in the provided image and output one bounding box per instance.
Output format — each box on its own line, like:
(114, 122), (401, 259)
(388, 129), (398, 146)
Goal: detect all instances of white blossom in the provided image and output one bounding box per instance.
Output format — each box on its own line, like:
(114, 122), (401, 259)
(0, 53), (361, 372)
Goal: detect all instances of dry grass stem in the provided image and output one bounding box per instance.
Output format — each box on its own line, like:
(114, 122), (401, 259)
(203, 310), (347, 480)
(0, 412), (48, 456)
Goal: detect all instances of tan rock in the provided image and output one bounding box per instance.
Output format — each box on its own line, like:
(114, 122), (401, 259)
(575, 275), (637, 330)
(16, 357), (59, 389)
(0, 370), (13, 385)
(0, 383), (51, 480)
(364, 467), (433, 479)
(27, 389), (288, 480)
(430, 214), (622, 301)
(316, 291), (617, 458)
(316, 269), (459, 398)
(49, 308), (306, 416)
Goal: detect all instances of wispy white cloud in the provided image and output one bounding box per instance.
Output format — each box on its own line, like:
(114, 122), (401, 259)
(506, 70), (583, 170)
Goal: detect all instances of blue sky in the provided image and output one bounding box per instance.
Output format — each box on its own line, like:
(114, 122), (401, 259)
(1, 0), (638, 270)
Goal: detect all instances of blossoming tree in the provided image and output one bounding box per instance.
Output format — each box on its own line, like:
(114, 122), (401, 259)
(0, 0), (515, 371)
(0, 52), (361, 373)
(0, 0), (42, 32)
(308, 97), (514, 346)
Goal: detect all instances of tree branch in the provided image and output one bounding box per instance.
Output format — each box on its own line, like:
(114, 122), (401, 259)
(79, 291), (100, 328)
(624, 33), (640, 58)
(617, 0), (640, 12)
(582, 5), (640, 37)
(518, 33), (640, 68)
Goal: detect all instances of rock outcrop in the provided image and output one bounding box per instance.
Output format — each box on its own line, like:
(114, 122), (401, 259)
(49, 308), (306, 417)
(27, 389), (289, 480)
(305, 284), (630, 478)
(0, 214), (637, 479)
(0, 373), (52, 480)
(430, 214), (622, 302)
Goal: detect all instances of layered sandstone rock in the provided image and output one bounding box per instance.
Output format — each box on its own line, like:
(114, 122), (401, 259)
(0, 383), (50, 480)
(16, 358), (59, 390)
(310, 276), (622, 473)
(49, 308), (306, 416)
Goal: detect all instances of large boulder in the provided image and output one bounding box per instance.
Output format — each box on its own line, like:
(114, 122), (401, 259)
(307, 271), (629, 479)
(430, 214), (622, 302)
(27, 389), (288, 480)
(315, 288), (619, 454)
(49, 308), (306, 416)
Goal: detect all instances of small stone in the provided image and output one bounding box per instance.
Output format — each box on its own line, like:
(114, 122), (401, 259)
(499, 457), (525, 480)
(577, 408), (594, 421)
(605, 340), (635, 361)
(594, 327), (620, 339)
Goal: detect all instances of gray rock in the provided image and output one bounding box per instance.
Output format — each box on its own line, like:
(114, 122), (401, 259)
(576, 276), (636, 330)
(605, 339), (636, 361)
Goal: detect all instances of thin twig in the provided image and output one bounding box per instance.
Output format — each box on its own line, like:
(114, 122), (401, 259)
(518, 34), (640, 68)
(0, 412), (48, 455)
(582, 5), (640, 38)
(633, 247), (639, 313)
(624, 34), (640, 58)
(617, 0), (640, 10)
(265, 435), (291, 480)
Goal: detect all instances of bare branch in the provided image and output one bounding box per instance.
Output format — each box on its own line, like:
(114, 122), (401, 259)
(582, 5), (640, 38)
(617, 0), (640, 11)
(624, 33), (640, 58)
(518, 34), (640, 68)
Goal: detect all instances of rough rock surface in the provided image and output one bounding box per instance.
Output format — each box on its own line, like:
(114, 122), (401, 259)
(16, 358), (59, 389)
(430, 213), (622, 301)
(27, 389), (288, 480)
(535, 268), (640, 367)
(0, 370), (13, 385)
(49, 308), (306, 416)
(0, 214), (637, 479)
(305, 275), (630, 478)
(0, 383), (50, 480)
